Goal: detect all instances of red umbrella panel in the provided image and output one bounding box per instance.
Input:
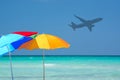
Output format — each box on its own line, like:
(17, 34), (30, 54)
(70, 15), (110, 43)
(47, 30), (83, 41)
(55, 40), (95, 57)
(12, 31), (38, 37)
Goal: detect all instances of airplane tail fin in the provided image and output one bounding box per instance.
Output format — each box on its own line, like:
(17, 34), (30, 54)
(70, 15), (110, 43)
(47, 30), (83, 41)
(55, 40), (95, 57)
(69, 22), (77, 31)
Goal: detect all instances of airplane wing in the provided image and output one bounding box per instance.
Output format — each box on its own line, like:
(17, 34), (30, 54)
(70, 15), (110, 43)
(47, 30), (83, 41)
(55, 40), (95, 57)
(74, 15), (86, 22)
(87, 25), (94, 32)
(87, 26), (92, 32)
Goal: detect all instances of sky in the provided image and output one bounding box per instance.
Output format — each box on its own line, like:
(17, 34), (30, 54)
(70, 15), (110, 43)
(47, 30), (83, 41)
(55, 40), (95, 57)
(0, 0), (120, 55)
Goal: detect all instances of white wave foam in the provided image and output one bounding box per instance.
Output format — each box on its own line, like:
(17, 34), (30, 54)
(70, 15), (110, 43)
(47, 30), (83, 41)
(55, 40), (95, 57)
(45, 63), (55, 67)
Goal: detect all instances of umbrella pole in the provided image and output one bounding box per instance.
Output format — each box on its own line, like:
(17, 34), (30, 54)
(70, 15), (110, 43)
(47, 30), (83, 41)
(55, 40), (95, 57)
(42, 50), (45, 80)
(7, 46), (14, 80)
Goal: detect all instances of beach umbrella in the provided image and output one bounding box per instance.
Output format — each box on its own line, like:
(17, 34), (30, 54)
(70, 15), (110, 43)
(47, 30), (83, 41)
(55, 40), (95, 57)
(13, 31), (38, 36)
(0, 34), (33, 55)
(0, 34), (24, 48)
(18, 33), (70, 80)
(0, 34), (32, 80)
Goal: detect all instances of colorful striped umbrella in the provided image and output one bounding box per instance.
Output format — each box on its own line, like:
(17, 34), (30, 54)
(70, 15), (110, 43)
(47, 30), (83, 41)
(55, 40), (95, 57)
(0, 34), (32, 55)
(19, 33), (70, 80)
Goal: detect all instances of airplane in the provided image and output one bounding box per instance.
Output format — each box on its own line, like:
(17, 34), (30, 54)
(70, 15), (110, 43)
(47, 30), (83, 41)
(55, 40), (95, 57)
(69, 15), (103, 31)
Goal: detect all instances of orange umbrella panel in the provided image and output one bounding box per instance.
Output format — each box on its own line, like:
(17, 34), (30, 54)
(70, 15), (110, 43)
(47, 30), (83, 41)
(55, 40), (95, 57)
(19, 34), (70, 50)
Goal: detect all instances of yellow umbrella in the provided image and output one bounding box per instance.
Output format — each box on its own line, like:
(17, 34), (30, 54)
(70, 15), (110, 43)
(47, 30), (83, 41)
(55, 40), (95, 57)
(19, 33), (70, 80)
(19, 34), (70, 50)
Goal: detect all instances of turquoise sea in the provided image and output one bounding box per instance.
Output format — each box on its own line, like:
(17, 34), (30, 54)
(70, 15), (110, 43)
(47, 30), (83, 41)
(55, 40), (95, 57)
(0, 55), (120, 80)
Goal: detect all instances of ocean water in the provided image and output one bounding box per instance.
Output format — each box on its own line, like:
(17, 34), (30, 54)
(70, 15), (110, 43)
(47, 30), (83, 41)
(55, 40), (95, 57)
(0, 55), (120, 80)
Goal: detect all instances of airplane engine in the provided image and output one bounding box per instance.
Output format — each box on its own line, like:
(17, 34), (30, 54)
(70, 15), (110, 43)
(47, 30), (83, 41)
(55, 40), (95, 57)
(91, 25), (95, 27)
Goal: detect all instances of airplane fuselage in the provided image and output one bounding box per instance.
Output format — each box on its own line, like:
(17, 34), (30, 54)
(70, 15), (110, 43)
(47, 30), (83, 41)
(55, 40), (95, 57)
(69, 16), (103, 31)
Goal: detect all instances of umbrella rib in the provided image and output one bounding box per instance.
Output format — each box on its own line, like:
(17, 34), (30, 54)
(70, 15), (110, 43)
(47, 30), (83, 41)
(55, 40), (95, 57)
(35, 39), (40, 49)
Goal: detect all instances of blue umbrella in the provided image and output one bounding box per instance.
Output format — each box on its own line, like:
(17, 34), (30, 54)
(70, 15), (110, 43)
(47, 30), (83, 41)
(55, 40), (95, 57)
(0, 34), (23, 47)
(0, 44), (14, 55)
(0, 34), (32, 80)
(0, 36), (32, 55)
